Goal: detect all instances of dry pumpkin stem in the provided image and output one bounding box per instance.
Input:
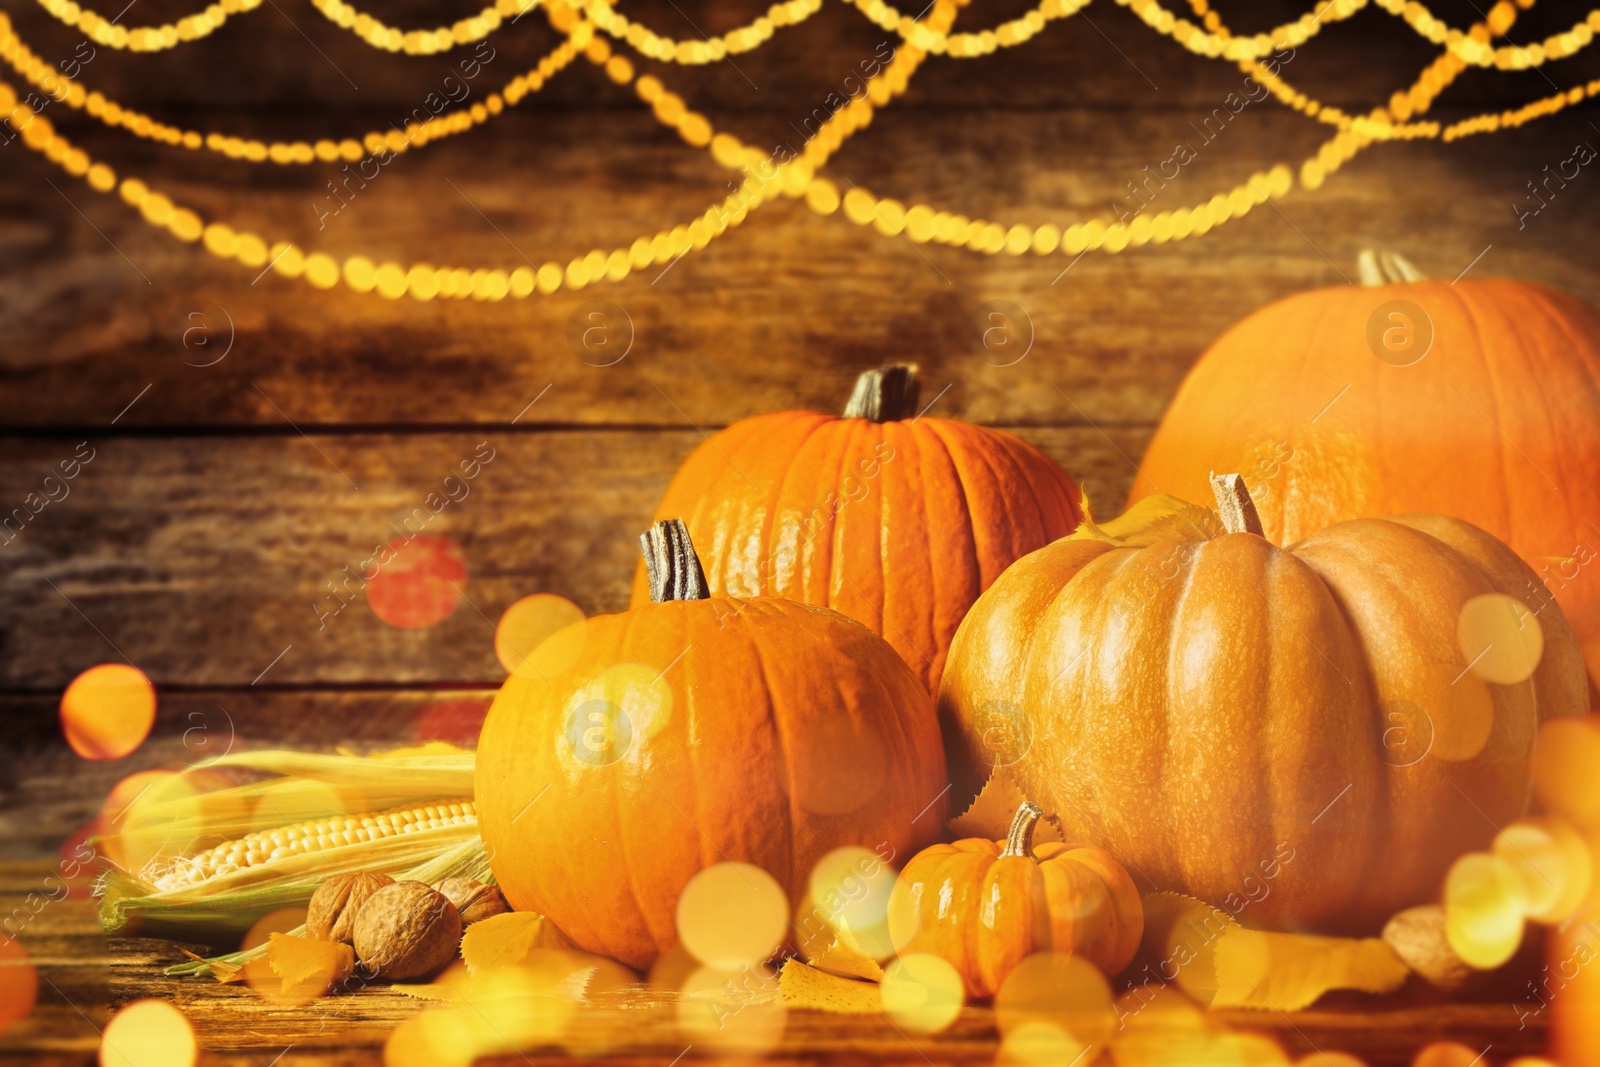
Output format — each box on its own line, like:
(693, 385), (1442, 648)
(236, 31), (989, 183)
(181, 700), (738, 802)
(642, 518), (709, 602)
(1209, 471), (1264, 536)
(1002, 801), (1045, 858)
(843, 363), (920, 423)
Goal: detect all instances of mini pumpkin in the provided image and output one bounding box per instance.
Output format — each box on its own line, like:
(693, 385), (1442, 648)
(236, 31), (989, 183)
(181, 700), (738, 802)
(630, 364), (1084, 691)
(939, 475), (1589, 933)
(477, 520), (948, 970)
(887, 801), (1143, 997)
(1131, 252), (1600, 684)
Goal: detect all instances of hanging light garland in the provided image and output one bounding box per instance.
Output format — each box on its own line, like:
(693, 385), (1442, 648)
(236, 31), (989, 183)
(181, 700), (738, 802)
(4, 0), (1597, 297)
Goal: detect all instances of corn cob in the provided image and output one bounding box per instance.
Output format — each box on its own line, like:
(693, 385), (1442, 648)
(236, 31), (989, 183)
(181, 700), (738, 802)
(142, 799), (476, 892)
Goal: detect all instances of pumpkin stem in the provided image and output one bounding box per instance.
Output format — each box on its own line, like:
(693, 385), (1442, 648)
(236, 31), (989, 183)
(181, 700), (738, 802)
(1357, 249), (1426, 286)
(1209, 472), (1264, 537)
(843, 364), (921, 422)
(641, 519), (710, 603)
(1001, 801), (1044, 859)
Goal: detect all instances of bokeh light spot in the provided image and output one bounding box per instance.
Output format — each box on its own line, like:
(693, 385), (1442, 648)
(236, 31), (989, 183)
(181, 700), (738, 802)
(1457, 593), (1543, 685)
(995, 951), (1114, 1053)
(1444, 852), (1528, 969)
(367, 534), (466, 629)
(1532, 717), (1600, 829)
(675, 963), (786, 1053)
(676, 862), (788, 970)
(1430, 675), (1495, 763)
(809, 846), (895, 935)
(1411, 1042), (1488, 1067)
(1493, 817), (1591, 924)
(60, 663), (156, 761)
(881, 953), (964, 1034)
(241, 907), (313, 1004)
(0, 939), (38, 1038)
(494, 594), (585, 678)
(99, 999), (197, 1067)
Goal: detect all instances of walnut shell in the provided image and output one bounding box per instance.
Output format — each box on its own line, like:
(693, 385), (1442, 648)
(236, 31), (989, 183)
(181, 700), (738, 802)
(1383, 904), (1476, 991)
(352, 880), (462, 981)
(432, 877), (510, 927)
(307, 871), (396, 944)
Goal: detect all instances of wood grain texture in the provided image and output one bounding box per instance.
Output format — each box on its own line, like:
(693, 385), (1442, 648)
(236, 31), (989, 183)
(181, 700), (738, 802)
(0, 426), (1151, 689)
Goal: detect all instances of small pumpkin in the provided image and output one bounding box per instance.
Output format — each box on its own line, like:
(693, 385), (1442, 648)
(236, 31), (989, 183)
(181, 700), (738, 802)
(1131, 251), (1600, 685)
(886, 801), (1143, 997)
(477, 520), (948, 970)
(630, 364), (1084, 691)
(939, 475), (1589, 933)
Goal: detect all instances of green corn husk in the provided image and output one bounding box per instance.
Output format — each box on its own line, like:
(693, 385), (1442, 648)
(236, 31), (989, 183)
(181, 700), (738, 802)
(100, 821), (485, 946)
(115, 749), (478, 858)
(161, 836), (495, 978)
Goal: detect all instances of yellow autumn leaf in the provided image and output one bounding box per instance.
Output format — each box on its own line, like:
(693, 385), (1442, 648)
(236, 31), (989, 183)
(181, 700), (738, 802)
(950, 767), (1063, 844)
(808, 936), (886, 982)
(460, 911), (575, 975)
(1212, 928), (1408, 1011)
(266, 932), (354, 998)
(778, 959), (882, 1014)
(1067, 493), (1221, 548)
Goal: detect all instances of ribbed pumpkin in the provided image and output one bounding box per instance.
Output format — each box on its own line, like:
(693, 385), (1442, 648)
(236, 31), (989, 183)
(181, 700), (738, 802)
(1131, 253), (1600, 685)
(630, 365), (1084, 691)
(478, 520), (948, 970)
(887, 802), (1143, 997)
(939, 476), (1589, 934)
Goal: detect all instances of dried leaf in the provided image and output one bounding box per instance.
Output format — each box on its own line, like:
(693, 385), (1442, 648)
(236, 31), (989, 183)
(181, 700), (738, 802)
(1212, 929), (1408, 1011)
(949, 766), (1061, 844)
(1067, 493), (1220, 548)
(807, 937), (885, 982)
(183, 949), (244, 985)
(266, 932), (354, 998)
(778, 959), (882, 1014)
(460, 911), (574, 975)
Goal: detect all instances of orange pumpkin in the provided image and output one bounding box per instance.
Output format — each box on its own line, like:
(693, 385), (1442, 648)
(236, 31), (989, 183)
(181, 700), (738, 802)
(886, 801), (1143, 997)
(477, 520), (948, 970)
(630, 364), (1084, 691)
(939, 476), (1589, 934)
(1131, 254), (1600, 686)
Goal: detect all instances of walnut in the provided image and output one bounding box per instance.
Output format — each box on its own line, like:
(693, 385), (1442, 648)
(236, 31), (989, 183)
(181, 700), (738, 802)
(352, 880), (463, 980)
(1383, 904), (1477, 991)
(306, 871), (395, 944)
(432, 877), (510, 927)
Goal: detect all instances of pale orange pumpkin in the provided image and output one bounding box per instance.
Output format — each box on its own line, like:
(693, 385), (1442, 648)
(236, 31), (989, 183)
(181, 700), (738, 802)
(1132, 254), (1600, 686)
(939, 476), (1589, 934)
(477, 520), (948, 969)
(887, 801), (1143, 997)
(630, 364), (1084, 691)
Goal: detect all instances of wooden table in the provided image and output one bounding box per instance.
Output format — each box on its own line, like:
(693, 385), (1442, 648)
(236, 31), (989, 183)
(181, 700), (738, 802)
(3, 0), (1598, 1060)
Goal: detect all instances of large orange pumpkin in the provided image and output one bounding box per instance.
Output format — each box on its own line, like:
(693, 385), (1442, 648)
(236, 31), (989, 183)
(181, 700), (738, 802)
(478, 520), (948, 970)
(939, 476), (1589, 934)
(886, 801), (1144, 997)
(631, 364), (1084, 691)
(1131, 254), (1600, 685)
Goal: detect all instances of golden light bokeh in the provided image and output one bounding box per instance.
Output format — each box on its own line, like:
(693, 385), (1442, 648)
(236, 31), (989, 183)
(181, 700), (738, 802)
(1443, 852), (1528, 969)
(60, 663), (156, 761)
(1532, 716), (1600, 830)
(809, 846), (895, 935)
(880, 953), (964, 1034)
(997, 1021), (1077, 1065)
(366, 533), (466, 629)
(1204, 1031), (1290, 1066)
(995, 951), (1114, 1054)
(1456, 592), (1544, 685)
(495, 594), (586, 678)
(675, 963), (787, 1054)
(1410, 1041), (1487, 1067)
(0, 938), (38, 1038)
(99, 999), (197, 1067)
(571, 662), (673, 741)
(675, 862), (788, 970)
(1112, 983), (1211, 1065)
(101, 770), (203, 875)
(1493, 817), (1592, 923)
(384, 1007), (478, 1067)
(1292, 1053), (1369, 1067)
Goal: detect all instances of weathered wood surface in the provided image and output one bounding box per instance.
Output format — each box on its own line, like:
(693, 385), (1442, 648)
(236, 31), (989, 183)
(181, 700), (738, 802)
(0, 426), (1153, 689)
(0, 855), (1553, 1067)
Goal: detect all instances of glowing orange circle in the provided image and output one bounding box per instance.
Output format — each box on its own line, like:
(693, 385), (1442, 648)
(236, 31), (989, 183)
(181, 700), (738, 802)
(60, 663), (156, 761)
